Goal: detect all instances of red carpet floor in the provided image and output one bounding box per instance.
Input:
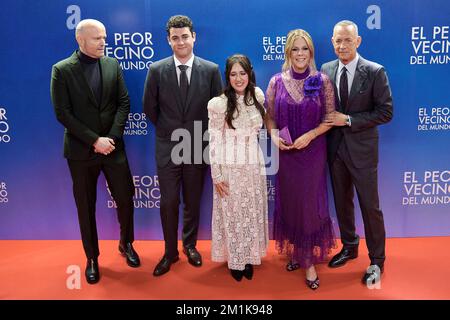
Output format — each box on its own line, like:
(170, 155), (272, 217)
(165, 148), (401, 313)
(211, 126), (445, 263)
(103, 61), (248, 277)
(1, 238), (449, 300)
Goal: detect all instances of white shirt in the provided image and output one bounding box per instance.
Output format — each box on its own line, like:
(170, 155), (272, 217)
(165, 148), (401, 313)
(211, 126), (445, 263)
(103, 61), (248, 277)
(174, 54), (194, 85)
(336, 53), (359, 99)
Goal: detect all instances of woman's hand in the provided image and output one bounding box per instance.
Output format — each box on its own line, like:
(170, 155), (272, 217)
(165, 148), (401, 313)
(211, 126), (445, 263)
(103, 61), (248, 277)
(272, 136), (293, 151)
(214, 181), (230, 198)
(292, 131), (315, 150)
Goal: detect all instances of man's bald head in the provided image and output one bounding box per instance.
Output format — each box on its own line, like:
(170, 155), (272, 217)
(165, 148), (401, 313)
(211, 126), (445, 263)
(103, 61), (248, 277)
(76, 19), (105, 37)
(75, 19), (107, 59)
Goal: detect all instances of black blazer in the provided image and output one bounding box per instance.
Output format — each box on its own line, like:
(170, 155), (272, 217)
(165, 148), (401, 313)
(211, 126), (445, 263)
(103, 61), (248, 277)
(321, 56), (393, 168)
(143, 56), (223, 167)
(51, 51), (130, 160)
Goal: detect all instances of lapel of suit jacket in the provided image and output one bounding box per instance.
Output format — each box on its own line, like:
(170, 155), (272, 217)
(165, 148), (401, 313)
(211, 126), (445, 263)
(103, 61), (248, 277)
(99, 57), (111, 110)
(166, 58), (184, 114)
(68, 52), (99, 108)
(185, 57), (201, 114)
(331, 60), (339, 85)
(347, 56), (368, 111)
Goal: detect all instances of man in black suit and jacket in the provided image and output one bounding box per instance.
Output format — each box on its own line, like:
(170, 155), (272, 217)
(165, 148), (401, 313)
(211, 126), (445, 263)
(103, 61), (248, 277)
(51, 19), (140, 284)
(321, 20), (393, 284)
(143, 15), (222, 276)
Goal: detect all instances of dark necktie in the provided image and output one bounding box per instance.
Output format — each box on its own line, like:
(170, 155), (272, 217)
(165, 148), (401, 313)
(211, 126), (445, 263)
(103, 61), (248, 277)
(178, 65), (189, 108)
(339, 66), (348, 110)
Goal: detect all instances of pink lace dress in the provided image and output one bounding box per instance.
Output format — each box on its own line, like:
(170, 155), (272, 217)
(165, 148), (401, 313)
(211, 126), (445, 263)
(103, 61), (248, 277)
(208, 87), (269, 271)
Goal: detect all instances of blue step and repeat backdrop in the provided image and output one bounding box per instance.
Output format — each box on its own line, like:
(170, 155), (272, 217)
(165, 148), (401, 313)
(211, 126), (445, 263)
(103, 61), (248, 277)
(0, 0), (449, 240)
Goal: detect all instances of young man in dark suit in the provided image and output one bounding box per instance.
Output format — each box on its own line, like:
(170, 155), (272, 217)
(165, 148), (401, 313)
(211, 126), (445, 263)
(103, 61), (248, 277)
(143, 15), (223, 276)
(321, 20), (393, 284)
(51, 19), (140, 284)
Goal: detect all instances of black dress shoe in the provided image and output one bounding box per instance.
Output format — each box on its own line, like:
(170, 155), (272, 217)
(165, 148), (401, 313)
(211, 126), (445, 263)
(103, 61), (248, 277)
(243, 264), (253, 280)
(153, 255), (179, 277)
(230, 269), (243, 282)
(183, 247), (202, 267)
(362, 264), (384, 284)
(328, 247), (358, 268)
(119, 242), (141, 268)
(85, 258), (100, 284)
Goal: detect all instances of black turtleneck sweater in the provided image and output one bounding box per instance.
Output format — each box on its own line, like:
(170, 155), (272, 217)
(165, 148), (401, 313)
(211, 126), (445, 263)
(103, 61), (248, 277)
(77, 50), (102, 106)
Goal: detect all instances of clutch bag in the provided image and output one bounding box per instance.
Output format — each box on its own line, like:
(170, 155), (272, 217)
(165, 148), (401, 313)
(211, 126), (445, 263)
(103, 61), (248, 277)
(279, 126), (293, 145)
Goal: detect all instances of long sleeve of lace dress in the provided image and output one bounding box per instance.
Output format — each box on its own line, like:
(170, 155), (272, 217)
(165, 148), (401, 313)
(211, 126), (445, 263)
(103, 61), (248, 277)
(208, 96), (226, 184)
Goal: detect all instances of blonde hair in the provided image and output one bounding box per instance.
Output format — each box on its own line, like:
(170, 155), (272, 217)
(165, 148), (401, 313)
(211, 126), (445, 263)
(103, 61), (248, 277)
(282, 29), (316, 72)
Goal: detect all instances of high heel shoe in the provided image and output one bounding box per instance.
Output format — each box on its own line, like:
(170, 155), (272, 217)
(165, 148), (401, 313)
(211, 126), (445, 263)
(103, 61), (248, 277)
(243, 264), (253, 280)
(305, 276), (320, 290)
(286, 260), (300, 272)
(230, 269), (243, 282)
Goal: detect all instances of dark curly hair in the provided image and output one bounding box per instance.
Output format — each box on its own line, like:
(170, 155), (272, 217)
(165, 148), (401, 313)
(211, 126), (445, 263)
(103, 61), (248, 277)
(166, 15), (194, 35)
(224, 54), (265, 129)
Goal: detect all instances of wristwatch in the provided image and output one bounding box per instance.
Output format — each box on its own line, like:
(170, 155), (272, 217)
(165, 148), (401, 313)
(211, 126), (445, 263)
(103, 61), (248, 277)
(345, 115), (352, 127)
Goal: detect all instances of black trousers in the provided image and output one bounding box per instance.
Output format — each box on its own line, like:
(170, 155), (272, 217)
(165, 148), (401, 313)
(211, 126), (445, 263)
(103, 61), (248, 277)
(329, 140), (386, 266)
(67, 150), (135, 259)
(157, 162), (206, 259)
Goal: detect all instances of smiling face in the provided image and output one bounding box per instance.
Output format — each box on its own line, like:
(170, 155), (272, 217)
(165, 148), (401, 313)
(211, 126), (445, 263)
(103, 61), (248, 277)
(289, 37), (311, 73)
(168, 27), (196, 63)
(229, 62), (249, 95)
(76, 23), (106, 59)
(332, 24), (361, 65)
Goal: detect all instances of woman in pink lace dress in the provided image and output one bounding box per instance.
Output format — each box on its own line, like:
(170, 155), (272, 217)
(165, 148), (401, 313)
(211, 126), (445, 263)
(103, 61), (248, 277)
(208, 54), (268, 282)
(266, 29), (337, 290)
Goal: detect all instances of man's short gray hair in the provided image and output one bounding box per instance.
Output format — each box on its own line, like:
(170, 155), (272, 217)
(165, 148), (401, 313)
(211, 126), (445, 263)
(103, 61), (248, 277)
(333, 20), (359, 36)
